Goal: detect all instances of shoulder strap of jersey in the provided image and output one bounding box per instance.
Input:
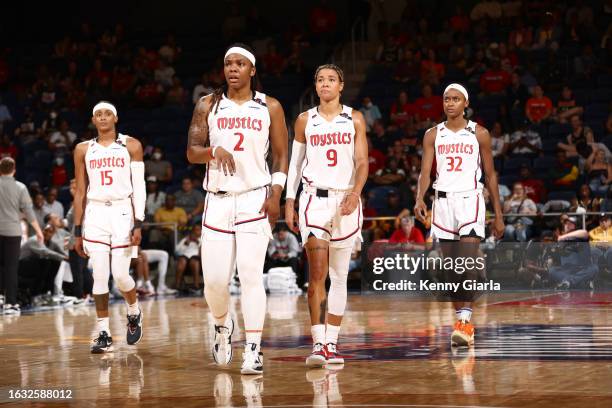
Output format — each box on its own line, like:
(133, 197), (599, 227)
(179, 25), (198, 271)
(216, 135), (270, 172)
(116, 133), (128, 146)
(340, 105), (353, 120)
(253, 91), (267, 107)
(466, 120), (477, 135)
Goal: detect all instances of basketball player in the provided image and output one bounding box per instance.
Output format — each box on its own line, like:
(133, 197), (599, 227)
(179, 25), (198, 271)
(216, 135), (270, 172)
(414, 83), (504, 347)
(187, 43), (288, 374)
(285, 64), (368, 367)
(73, 101), (146, 353)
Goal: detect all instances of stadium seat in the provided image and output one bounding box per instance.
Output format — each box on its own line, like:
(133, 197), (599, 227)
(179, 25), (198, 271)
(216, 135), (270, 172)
(547, 190), (576, 201)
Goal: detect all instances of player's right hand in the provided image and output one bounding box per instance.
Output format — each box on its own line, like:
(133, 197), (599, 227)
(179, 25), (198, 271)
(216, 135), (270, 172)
(35, 229), (44, 244)
(414, 198), (427, 220)
(75, 237), (88, 258)
(214, 147), (236, 176)
(285, 199), (299, 233)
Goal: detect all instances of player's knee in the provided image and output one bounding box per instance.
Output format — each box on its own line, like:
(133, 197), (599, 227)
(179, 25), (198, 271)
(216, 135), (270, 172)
(204, 272), (229, 292)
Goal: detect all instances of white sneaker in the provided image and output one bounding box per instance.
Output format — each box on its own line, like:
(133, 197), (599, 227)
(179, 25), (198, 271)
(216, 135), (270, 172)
(212, 317), (234, 366)
(157, 286), (177, 296)
(144, 281), (156, 296)
(3, 304), (21, 315)
(241, 343), (264, 375)
(0, 294), (5, 307)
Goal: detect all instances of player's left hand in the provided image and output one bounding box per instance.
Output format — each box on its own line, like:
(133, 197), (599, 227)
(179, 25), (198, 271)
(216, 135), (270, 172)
(493, 217), (505, 240)
(131, 228), (142, 246)
(261, 196), (280, 229)
(340, 192), (360, 216)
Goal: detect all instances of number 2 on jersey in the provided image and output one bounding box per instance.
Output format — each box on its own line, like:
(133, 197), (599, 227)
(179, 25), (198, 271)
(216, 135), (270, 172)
(234, 132), (244, 151)
(100, 170), (113, 186)
(445, 156), (463, 172)
(327, 149), (337, 167)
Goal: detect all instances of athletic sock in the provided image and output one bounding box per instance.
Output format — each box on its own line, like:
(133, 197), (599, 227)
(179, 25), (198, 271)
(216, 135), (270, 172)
(458, 308), (472, 323)
(97, 317), (110, 335)
(311, 324), (325, 345)
(246, 331), (262, 347)
(127, 300), (140, 316)
(325, 324), (341, 345)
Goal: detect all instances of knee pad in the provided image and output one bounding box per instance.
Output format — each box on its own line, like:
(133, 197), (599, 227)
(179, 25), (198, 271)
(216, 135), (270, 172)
(90, 252), (111, 295)
(111, 249), (135, 292)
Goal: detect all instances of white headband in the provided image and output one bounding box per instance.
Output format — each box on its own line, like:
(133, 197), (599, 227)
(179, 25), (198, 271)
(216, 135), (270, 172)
(444, 83), (469, 101)
(92, 102), (117, 116)
(224, 47), (256, 66)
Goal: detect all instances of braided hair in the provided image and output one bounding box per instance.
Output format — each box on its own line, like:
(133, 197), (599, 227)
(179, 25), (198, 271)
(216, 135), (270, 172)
(210, 43), (258, 115)
(313, 63), (344, 84)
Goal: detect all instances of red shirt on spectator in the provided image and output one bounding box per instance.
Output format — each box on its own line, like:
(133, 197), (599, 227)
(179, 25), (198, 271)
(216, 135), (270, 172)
(521, 178), (545, 203)
(479, 69), (511, 93)
(420, 60), (445, 81)
(414, 95), (443, 122)
(51, 164), (68, 187)
(368, 147), (386, 174)
(0, 145), (18, 159)
(526, 96), (553, 122)
(309, 5), (337, 34)
(389, 227), (425, 244)
(390, 102), (415, 127)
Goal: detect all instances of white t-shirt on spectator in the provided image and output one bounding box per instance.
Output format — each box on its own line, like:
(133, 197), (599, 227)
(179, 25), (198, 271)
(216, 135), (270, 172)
(175, 236), (200, 259)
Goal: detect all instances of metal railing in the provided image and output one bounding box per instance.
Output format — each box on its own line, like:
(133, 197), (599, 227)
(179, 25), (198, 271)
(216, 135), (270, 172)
(143, 221), (178, 249)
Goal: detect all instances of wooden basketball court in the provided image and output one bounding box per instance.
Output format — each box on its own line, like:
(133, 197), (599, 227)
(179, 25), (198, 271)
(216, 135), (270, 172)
(1, 292), (611, 407)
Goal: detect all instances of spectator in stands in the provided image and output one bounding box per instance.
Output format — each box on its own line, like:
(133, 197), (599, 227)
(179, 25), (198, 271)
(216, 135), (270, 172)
(50, 156), (68, 187)
(558, 114), (594, 159)
(479, 60), (511, 95)
(111, 66), (136, 98)
(389, 216), (425, 245)
(505, 119), (542, 156)
(159, 34), (181, 64)
(589, 213), (611, 269)
(574, 44), (598, 79)
(389, 90), (413, 129)
(554, 86), (584, 123)
(420, 49), (445, 85)
(0, 133), (18, 159)
(470, 0), (502, 21)
(367, 137), (385, 177)
(490, 121), (507, 158)
(413, 84), (443, 129)
(450, 5), (470, 33)
(509, 20), (533, 50)
(585, 148), (611, 195)
(262, 43), (285, 77)
(154, 59), (175, 90)
(549, 149), (579, 187)
(192, 72), (214, 104)
(0, 96), (12, 126)
(359, 97), (382, 132)
(165, 76), (187, 106)
(267, 225), (301, 282)
(370, 119), (392, 152)
(376, 32), (400, 64)
(393, 48), (419, 84)
(518, 164), (545, 203)
(145, 147), (173, 184)
(135, 74), (164, 107)
(309, 0), (338, 43)
(573, 184), (602, 229)
(533, 13), (562, 50)
(525, 85), (553, 124)
(151, 194), (187, 252)
(43, 187), (64, 219)
(145, 176), (166, 221)
(174, 224), (202, 293)
(503, 182), (537, 241)
(373, 158), (406, 187)
(175, 177), (204, 225)
(85, 58), (110, 91)
(32, 193), (48, 229)
(49, 120), (76, 155)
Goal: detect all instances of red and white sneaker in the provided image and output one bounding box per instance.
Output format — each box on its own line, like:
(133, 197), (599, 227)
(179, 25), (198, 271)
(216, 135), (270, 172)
(306, 343), (327, 368)
(325, 343), (344, 364)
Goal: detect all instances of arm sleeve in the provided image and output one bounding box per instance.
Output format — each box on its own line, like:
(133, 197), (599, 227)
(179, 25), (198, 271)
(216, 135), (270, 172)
(130, 161), (146, 221)
(286, 140), (306, 200)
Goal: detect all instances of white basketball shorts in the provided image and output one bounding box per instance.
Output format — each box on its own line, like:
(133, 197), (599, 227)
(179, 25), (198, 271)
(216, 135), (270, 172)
(298, 187), (363, 248)
(431, 189), (485, 241)
(202, 186), (273, 241)
(83, 198), (135, 255)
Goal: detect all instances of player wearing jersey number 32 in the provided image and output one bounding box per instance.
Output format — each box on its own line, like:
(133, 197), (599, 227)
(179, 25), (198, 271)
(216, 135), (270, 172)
(285, 64), (369, 368)
(187, 43), (288, 375)
(415, 84), (504, 348)
(73, 101), (146, 353)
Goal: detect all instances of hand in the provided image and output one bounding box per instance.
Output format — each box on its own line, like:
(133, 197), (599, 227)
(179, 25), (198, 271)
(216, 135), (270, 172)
(74, 237), (88, 258)
(214, 147), (236, 176)
(260, 194), (280, 229)
(414, 198), (427, 220)
(131, 228), (142, 246)
(340, 192), (360, 216)
(493, 217), (505, 240)
(285, 199), (299, 233)
(35, 229), (44, 244)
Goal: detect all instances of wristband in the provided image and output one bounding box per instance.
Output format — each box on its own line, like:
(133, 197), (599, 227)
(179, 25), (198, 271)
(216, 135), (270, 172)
(271, 172), (287, 188)
(211, 146), (219, 158)
(74, 225), (82, 237)
(133, 219), (143, 229)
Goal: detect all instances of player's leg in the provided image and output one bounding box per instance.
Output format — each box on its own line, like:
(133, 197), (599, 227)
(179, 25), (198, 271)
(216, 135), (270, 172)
(87, 244), (113, 353)
(202, 233), (237, 366)
(189, 257), (202, 289)
(235, 229), (269, 374)
(175, 256), (187, 290)
(110, 245), (142, 345)
(305, 235), (330, 367)
(325, 244), (352, 364)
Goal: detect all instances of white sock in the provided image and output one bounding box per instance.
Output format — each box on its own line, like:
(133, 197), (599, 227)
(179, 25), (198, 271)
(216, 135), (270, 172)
(458, 308), (472, 322)
(127, 300), (140, 316)
(246, 331), (262, 346)
(325, 324), (341, 345)
(311, 324), (325, 344)
(97, 317), (110, 335)
(136, 279), (143, 288)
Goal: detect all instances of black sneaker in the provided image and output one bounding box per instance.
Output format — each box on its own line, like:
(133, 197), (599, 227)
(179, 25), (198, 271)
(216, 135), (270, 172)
(126, 310), (143, 345)
(91, 331), (114, 354)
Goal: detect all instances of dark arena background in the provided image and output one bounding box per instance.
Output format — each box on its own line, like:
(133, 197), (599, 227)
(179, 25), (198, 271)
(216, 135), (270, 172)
(0, 0), (611, 407)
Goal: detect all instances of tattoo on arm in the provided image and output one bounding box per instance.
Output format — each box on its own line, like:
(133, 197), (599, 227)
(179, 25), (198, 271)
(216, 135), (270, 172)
(188, 101), (209, 149)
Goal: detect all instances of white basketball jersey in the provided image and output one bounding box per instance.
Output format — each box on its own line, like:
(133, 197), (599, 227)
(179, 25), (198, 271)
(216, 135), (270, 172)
(302, 105), (356, 190)
(432, 120), (483, 192)
(85, 133), (133, 201)
(204, 91), (271, 193)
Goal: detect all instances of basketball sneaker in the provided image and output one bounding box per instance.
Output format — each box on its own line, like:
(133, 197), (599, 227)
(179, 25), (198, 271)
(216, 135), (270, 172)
(325, 343), (344, 364)
(157, 286), (177, 296)
(3, 304), (21, 315)
(306, 343), (327, 368)
(212, 317), (234, 366)
(241, 343), (264, 374)
(91, 331), (114, 353)
(126, 310), (143, 345)
(451, 320), (475, 347)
